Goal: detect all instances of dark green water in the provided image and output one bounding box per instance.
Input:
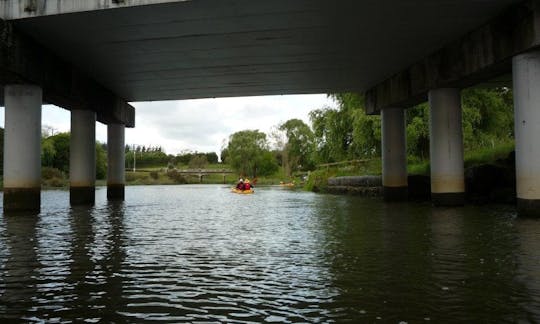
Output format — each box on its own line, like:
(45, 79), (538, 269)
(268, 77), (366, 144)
(0, 185), (538, 322)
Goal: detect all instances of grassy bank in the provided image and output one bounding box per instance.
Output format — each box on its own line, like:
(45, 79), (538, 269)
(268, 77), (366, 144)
(28, 163), (297, 189)
(13, 141), (516, 192)
(305, 141), (515, 192)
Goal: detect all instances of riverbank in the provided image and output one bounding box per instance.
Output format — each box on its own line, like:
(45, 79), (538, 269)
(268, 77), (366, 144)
(308, 142), (516, 204)
(17, 165), (294, 189)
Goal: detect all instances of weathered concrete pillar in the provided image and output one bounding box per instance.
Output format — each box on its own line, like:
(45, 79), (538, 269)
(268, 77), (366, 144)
(381, 107), (408, 201)
(70, 110), (96, 205)
(3, 85), (42, 213)
(429, 88), (465, 206)
(513, 51), (540, 217)
(107, 123), (125, 200)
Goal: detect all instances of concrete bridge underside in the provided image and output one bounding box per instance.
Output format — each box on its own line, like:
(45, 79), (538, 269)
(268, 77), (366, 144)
(2, 0), (540, 216)
(0, 0), (521, 103)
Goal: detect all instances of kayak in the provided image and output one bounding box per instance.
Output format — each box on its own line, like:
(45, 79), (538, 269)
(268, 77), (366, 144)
(231, 188), (254, 194)
(280, 183), (295, 187)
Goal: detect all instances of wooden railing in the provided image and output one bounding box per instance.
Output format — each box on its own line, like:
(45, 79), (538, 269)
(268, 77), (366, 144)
(317, 159), (370, 169)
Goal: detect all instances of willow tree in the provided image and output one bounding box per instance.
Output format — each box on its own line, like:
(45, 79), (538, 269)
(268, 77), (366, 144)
(225, 130), (278, 177)
(279, 118), (315, 175)
(310, 93), (381, 163)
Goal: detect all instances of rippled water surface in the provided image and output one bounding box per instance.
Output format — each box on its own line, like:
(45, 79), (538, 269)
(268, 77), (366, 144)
(0, 185), (539, 322)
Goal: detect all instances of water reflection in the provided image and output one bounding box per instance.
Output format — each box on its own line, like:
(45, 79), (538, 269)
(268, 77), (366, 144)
(0, 186), (538, 322)
(66, 205), (95, 318)
(0, 215), (40, 320)
(429, 206), (538, 322)
(515, 218), (540, 323)
(318, 197), (540, 322)
(66, 202), (127, 321)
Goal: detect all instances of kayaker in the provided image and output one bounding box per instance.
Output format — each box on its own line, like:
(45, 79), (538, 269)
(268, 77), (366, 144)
(244, 179), (251, 190)
(236, 178), (244, 190)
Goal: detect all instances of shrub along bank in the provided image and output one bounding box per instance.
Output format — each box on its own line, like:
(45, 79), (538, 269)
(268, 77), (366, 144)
(307, 142), (516, 204)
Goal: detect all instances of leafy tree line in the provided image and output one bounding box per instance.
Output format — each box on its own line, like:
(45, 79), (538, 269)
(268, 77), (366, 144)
(173, 151), (219, 166)
(0, 87), (515, 181)
(125, 145), (169, 169)
(308, 88), (514, 165)
(124, 146), (219, 169)
(221, 119), (316, 178)
(221, 87), (514, 178)
(41, 132), (108, 179)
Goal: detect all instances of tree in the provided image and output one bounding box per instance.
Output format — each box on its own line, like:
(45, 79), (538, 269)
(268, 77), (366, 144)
(279, 119), (315, 174)
(225, 130), (277, 177)
(41, 136), (57, 168)
(310, 93), (381, 163)
(96, 142), (107, 179)
(220, 147), (229, 164)
(189, 154), (208, 169)
(42, 132), (70, 173)
(461, 87), (514, 150)
(406, 103), (430, 161)
(40, 132), (107, 178)
(205, 152), (219, 164)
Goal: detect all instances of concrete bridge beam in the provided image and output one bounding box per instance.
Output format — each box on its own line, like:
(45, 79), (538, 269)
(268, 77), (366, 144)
(365, 0), (540, 114)
(107, 123), (125, 200)
(381, 107), (408, 201)
(513, 50), (540, 217)
(69, 109), (96, 205)
(3, 84), (42, 213)
(429, 88), (465, 206)
(0, 19), (135, 127)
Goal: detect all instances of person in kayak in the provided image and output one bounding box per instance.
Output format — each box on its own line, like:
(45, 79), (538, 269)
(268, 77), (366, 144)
(236, 178), (245, 190)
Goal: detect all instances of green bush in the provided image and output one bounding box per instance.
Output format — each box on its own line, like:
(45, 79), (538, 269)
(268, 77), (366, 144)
(149, 171), (159, 180)
(126, 172), (148, 182)
(42, 167), (64, 180)
(166, 170), (187, 184)
(44, 177), (67, 187)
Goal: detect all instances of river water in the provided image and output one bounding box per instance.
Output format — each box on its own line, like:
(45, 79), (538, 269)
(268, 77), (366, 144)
(0, 185), (538, 322)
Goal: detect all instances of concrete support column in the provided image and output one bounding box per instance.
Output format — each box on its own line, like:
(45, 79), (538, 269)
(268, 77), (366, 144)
(429, 88), (465, 206)
(107, 123), (125, 200)
(70, 110), (96, 205)
(381, 107), (408, 201)
(3, 85), (42, 213)
(513, 51), (540, 217)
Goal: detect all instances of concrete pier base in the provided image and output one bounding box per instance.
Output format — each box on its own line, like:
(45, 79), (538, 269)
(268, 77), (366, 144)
(107, 184), (125, 200)
(107, 124), (125, 200)
(3, 85), (42, 213)
(70, 187), (95, 205)
(513, 51), (540, 217)
(4, 188), (41, 213)
(381, 107), (408, 201)
(429, 88), (465, 206)
(70, 109), (96, 205)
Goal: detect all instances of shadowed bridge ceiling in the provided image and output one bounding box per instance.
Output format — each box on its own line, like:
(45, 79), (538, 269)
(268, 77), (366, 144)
(3, 0), (520, 102)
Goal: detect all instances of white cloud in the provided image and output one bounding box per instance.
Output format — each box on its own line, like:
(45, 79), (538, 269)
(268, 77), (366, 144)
(0, 94), (337, 156)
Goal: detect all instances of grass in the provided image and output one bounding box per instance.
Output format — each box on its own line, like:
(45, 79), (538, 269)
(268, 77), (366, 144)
(304, 159), (382, 192)
(407, 140), (515, 176)
(463, 140), (515, 168)
(10, 142), (516, 191)
(305, 140), (516, 192)
(408, 160), (430, 175)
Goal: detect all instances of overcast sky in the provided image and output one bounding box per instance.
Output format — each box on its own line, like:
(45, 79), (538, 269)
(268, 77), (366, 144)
(0, 94), (337, 156)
